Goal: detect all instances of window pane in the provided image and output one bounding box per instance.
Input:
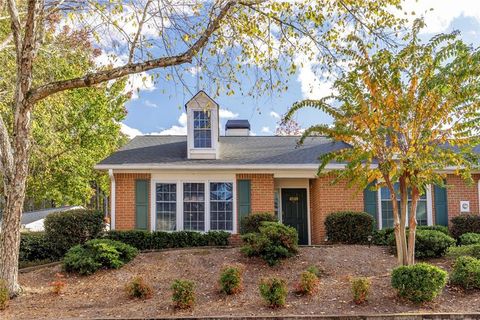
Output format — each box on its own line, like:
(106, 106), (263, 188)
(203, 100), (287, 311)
(210, 182), (233, 231)
(193, 111), (212, 148)
(416, 201), (428, 226)
(183, 183), (205, 231)
(156, 183), (176, 231)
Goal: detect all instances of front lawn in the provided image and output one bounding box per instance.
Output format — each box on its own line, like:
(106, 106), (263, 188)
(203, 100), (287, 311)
(3, 246), (479, 319)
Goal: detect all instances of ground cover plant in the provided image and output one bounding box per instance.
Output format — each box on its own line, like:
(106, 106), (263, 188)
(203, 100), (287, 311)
(63, 239), (138, 275)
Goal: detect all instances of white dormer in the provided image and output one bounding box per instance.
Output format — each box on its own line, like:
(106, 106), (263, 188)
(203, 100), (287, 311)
(186, 91), (219, 159)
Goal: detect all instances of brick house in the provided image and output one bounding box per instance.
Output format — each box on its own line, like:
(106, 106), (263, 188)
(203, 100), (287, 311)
(95, 91), (480, 245)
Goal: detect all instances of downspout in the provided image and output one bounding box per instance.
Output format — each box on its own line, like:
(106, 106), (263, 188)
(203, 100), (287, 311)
(109, 169), (116, 230)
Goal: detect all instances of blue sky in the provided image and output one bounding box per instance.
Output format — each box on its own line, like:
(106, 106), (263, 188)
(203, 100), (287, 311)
(120, 0), (480, 138)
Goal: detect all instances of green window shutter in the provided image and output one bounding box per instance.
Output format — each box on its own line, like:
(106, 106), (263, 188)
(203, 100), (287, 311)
(434, 184), (448, 226)
(237, 180), (251, 222)
(363, 182), (378, 227)
(135, 180), (149, 230)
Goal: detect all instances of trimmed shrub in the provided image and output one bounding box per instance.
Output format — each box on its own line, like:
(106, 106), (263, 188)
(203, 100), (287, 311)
(414, 230), (455, 258)
(20, 232), (59, 263)
(259, 277), (287, 308)
(295, 270), (319, 295)
(45, 209), (105, 255)
(351, 277), (371, 304)
(171, 279), (195, 309)
(241, 221), (298, 266)
(388, 230), (455, 258)
(450, 214), (480, 239)
(325, 211), (374, 244)
(63, 239), (138, 275)
(240, 213), (277, 234)
(450, 256), (480, 290)
(459, 233), (480, 245)
(104, 230), (230, 250)
(447, 244), (480, 259)
(219, 264), (244, 295)
(417, 225), (450, 236)
(391, 263), (448, 303)
(0, 279), (8, 310)
(125, 276), (153, 299)
(372, 228), (395, 246)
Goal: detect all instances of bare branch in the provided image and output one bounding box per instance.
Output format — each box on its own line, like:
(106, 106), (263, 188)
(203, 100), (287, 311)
(128, 0), (153, 63)
(27, 0), (237, 104)
(6, 0), (22, 60)
(0, 33), (12, 51)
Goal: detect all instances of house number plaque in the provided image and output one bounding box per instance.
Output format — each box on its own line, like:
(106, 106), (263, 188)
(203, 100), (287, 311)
(289, 196), (299, 202)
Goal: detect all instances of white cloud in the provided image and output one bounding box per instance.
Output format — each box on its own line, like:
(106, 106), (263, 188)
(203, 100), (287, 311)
(120, 123), (143, 139)
(219, 109), (239, 119)
(157, 125), (187, 135)
(399, 0), (480, 34)
(144, 100), (158, 108)
(261, 126), (272, 134)
(270, 111), (281, 120)
(178, 112), (187, 127)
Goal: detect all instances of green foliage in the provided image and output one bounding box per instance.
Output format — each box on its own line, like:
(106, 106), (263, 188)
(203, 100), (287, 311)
(125, 276), (153, 299)
(240, 213), (277, 234)
(459, 233), (480, 246)
(45, 209), (105, 256)
(451, 215), (480, 239)
(325, 211), (374, 244)
(259, 277), (288, 308)
(372, 228), (395, 246)
(63, 239), (138, 275)
(20, 232), (58, 263)
(447, 244), (480, 259)
(306, 265), (321, 277)
(351, 277), (371, 304)
(241, 221), (298, 266)
(295, 270), (319, 296)
(104, 230), (230, 250)
(219, 265), (244, 295)
(388, 230), (455, 258)
(171, 279), (195, 309)
(450, 256), (480, 290)
(417, 225), (450, 236)
(391, 263), (448, 303)
(0, 279), (8, 310)
(413, 230), (456, 259)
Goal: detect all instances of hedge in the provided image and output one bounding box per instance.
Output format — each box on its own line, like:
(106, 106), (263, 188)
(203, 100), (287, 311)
(20, 232), (59, 263)
(373, 225), (450, 247)
(388, 229), (455, 258)
(325, 211), (374, 244)
(450, 214), (480, 239)
(104, 230), (230, 250)
(44, 209), (105, 255)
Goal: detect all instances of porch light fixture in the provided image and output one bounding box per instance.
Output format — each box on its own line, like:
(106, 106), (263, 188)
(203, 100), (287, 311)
(367, 235), (373, 248)
(324, 236), (328, 243)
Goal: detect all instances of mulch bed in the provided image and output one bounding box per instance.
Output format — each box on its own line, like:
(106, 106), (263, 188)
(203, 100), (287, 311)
(2, 245), (480, 319)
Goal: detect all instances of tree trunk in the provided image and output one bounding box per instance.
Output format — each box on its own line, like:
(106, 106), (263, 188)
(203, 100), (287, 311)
(385, 177), (405, 265)
(407, 187), (420, 265)
(398, 176), (409, 265)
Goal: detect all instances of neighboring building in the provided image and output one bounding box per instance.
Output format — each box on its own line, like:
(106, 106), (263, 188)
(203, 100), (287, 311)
(20, 206), (84, 232)
(95, 91), (480, 245)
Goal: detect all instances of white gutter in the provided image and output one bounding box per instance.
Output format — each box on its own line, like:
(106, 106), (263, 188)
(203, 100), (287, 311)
(94, 163), (351, 171)
(108, 169), (116, 230)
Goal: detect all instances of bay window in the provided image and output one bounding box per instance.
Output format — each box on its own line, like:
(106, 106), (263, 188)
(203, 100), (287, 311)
(380, 183), (428, 229)
(210, 182), (233, 231)
(155, 183), (177, 231)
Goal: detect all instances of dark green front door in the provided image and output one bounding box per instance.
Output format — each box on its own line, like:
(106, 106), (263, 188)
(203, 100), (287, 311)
(282, 188), (308, 245)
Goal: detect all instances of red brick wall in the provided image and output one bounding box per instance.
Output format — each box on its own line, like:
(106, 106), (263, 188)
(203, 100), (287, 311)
(446, 174), (480, 221)
(236, 173), (275, 214)
(309, 175), (364, 244)
(114, 173), (151, 230)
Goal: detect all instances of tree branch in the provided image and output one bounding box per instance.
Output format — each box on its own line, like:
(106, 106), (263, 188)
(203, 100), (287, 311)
(128, 0), (152, 64)
(27, 0), (237, 104)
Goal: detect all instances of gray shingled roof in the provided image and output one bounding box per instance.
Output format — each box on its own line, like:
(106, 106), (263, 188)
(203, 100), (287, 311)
(20, 206), (83, 225)
(97, 135), (349, 167)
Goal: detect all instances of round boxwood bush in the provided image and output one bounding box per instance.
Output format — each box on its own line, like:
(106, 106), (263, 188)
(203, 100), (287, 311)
(20, 232), (59, 263)
(459, 233), (480, 245)
(447, 244), (480, 259)
(417, 225), (450, 236)
(325, 211), (374, 244)
(391, 263), (448, 303)
(63, 239), (138, 275)
(240, 213), (277, 234)
(45, 209), (105, 256)
(388, 229), (455, 258)
(450, 214), (480, 239)
(241, 221), (298, 266)
(450, 256), (480, 290)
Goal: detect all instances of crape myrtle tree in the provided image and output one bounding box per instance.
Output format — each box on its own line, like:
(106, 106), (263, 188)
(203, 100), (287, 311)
(0, 0), (403, 295)
(285, 20), (480, 266)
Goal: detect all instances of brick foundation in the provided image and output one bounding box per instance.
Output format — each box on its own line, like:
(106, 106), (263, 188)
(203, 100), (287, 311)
(114, 173), (151, 230)
(309, 175), (364, 244)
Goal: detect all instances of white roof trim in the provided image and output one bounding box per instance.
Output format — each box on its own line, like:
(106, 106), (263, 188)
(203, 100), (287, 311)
(95, 163), (348, 170)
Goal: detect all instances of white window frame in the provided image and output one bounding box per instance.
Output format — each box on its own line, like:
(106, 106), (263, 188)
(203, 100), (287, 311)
(150, 179), (236, 233)
(377, 184), (433, 230)
(193, 110), (212, 149)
